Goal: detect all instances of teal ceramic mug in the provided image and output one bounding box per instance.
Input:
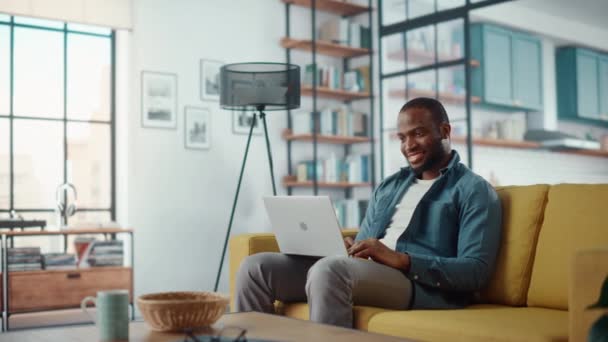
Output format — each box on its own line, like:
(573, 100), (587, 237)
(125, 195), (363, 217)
(81, 289), (130, 341)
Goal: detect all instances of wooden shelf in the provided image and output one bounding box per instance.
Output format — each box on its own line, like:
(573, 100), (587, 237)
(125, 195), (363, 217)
(302, 86), (370, 101)
(282, 0), (371, 16)
(4, 227), (133, 236)
(281, 38), (370, 58)
(451, 136), (540, 149)
(283, 176), (370, 188)
(389, 88), (480, 104)
(387, 49), (480, 67)
(450, 136), (608, 158)
(282, 129), (370, 144)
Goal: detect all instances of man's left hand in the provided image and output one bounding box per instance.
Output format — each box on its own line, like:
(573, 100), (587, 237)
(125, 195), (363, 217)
(348, 238), (410, 271)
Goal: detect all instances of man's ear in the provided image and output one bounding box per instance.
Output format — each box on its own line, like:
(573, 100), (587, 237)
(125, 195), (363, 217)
(440, 122), (451, 140)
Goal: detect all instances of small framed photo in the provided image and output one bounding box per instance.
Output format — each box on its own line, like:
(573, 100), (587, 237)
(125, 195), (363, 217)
(141, 71), (178, 129)
(232, 109), (262, 135)
(184, 106), (211, 150)
(200, 59), (223, 101)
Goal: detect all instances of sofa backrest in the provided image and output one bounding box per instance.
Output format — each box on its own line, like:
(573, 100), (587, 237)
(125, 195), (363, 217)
(478, 184), (549, 306)
(527, 184), (608, 310)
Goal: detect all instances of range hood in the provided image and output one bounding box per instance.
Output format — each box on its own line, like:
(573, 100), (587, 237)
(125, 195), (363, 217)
(524, 130), (601, 150)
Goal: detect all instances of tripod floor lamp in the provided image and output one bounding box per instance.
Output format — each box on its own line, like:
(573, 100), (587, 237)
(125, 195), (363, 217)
(214, 62), (300, 292)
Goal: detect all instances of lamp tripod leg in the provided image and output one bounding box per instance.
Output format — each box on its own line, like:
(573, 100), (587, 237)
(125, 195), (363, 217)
(213, 112), (258, 292)
(259, 111), (277, 196)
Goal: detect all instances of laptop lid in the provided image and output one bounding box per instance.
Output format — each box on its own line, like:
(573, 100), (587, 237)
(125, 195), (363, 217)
(263, 196), (348, 257)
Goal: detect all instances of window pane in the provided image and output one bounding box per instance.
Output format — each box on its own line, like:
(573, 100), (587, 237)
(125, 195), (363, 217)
(383, 130), (404, 177)
(67, 23), (111, 36)
(0, 14), (10, 22)
(0, 119), (8, 209)
(437, 0), (465, 11)
(13, 119), (64, 208)
(437, 19), (464, 63)
(383, 76), (407, 129)
(438, 66), (468, 136)
(0, 25), (9, 115)
(13, 16), (63, 29)
(408, 0), (435, 20)
(382, 0), (407, 26)
(408, 69), (437, 99)
(12, 212), (59, 253)
(406, 25), (435, 69)
(382, 33), (406, 75)
(67, 122), (110, 208)
(67, 34), (111, 121)
(13, 27), (64, 118)
(69, 211), (112, 227)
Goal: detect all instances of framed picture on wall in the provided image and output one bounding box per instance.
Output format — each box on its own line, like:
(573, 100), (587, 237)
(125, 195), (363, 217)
(141, 71), (178, 129)
(200, 59), (223, 101)
(232, 109), (262, 136)
(184, 106), (211, 150)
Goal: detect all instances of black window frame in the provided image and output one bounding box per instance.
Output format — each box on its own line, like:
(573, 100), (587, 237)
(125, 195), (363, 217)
(0, 15), (116, 225)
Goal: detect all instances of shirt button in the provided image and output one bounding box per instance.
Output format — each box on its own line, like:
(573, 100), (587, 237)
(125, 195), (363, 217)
(413, 275), (419, 280)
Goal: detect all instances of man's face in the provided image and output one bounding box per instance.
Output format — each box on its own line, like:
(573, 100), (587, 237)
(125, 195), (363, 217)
(397, 107), (449, 175)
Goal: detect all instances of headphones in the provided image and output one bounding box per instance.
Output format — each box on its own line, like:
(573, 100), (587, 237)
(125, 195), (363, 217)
(56, 183), (78, 217)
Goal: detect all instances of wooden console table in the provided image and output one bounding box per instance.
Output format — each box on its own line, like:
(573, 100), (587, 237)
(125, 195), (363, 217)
(0, 228), (134, 331)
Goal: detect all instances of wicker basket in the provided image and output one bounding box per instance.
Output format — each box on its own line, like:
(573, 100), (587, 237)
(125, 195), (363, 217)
(137, 291), (229, 332)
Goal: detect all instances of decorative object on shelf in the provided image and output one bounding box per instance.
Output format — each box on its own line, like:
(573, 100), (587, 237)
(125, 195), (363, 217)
(587, 275), (608, 342)
(141, 71), (178, 129)
(214, 62), (300, 292)
(232, 108), (262, 136)
(137, 291), (229, 332)
(55, 182), (78, 229)
(200, 59), (224, 101)
(184, 106), (211, 150)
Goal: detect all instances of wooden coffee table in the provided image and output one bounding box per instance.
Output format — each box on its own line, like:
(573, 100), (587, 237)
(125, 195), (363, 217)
(0, 311), (410, 341)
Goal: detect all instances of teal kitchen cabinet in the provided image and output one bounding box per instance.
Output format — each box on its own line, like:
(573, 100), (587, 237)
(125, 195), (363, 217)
(556, 47), (608, 123)
(470, 23), (543, 111)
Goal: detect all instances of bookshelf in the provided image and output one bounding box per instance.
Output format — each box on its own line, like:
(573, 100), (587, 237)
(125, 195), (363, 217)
(0, 228), (134, 331)
(283, 0), (374, 229)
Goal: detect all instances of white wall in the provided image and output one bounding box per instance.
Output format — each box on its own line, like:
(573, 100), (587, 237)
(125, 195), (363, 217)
(122, 0), (290, 303)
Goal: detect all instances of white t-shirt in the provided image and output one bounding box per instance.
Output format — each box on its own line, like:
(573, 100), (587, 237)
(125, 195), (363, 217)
(379, 177), (437, 250)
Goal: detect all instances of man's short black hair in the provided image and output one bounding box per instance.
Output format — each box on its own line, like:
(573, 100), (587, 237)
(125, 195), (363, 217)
(400, 97), (450, 125)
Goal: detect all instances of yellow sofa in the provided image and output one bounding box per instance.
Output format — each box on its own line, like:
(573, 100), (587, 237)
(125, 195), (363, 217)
(229, 184), (608, 341)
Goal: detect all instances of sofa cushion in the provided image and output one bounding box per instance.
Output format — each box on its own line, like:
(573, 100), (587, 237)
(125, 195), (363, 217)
(280, 302), (394, 331)
(478, 185), (549, 306)
(527, 184), (608, 310)
(367, 305), (568, 342)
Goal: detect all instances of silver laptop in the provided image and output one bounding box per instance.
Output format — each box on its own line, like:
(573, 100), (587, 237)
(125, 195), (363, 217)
(263, 196), (348, 257)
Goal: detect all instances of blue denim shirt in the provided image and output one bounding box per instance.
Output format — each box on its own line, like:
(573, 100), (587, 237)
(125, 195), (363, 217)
(355, 151), (502, 309)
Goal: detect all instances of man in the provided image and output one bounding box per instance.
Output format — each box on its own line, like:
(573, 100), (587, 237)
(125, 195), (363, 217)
(235, 97), (502, 328)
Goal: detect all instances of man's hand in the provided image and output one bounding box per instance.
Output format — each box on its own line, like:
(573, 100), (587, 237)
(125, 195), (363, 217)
(348, 238), (411, 271)
(343, 236), (355, 249)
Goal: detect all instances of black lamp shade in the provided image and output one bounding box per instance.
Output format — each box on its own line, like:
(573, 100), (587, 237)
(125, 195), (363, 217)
(220, 62), (300, 111)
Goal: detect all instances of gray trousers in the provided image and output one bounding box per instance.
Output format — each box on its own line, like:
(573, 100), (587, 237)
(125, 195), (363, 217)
(235, 252), (413, 328)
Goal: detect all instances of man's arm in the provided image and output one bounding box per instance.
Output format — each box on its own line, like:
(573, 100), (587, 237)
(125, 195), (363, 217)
(407, 182), (502, 292)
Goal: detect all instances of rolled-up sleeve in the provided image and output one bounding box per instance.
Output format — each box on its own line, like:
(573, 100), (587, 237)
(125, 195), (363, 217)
(407, 182), (502, 291)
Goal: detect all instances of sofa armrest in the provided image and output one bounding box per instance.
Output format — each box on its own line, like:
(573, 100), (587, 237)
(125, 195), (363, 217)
(228, 229), (359, 311)
(570, 248), (608, 342)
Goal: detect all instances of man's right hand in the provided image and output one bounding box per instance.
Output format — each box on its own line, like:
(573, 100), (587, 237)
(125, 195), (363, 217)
(344, 236), (355, 249)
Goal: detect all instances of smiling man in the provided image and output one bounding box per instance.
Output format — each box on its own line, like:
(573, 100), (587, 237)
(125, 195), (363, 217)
(235, 97), (502, 328)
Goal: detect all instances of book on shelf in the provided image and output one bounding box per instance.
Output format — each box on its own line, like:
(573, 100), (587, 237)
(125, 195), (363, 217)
(334, 199), (369, 228)
(291, 107), (369, 137)
(303, 63), (371, 94)
(7, 247), (42, 271)
(42, 252), (77, 270)
(295, 153), (371, 183)
(317, 18), (371, 49)
(78, 239), (124, 268)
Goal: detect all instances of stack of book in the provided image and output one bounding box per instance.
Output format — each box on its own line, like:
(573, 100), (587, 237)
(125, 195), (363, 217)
(292, 108), (368, 137)
(42, 253), (77, 270)
(8, 247), (42, 272)
(334, 199), (369, 228)
(85, 240), (124, 267)
(303, 64), (370, 93)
